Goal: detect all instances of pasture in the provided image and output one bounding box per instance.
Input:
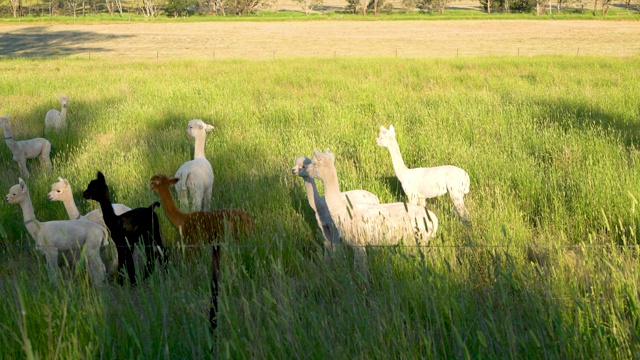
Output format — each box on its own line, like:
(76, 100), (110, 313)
(0, 21), (640, 358)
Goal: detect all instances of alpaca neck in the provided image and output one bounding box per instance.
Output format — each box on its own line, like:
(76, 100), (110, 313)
(59, 106), (67, 121)
(193, 134), (207, 159)
(318, 166), (346, 213)
(155, 186), (187, 229)
(1, 125), (18, 151)
(61, 194), (81, 220)
(18, 193), (39, 239)
(95, 195), (117, 225)
(385, 138), (409, 178)
(302, 176), (321, 213)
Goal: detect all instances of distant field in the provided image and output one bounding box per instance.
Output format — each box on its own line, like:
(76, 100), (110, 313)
(1, 20), (639, 59)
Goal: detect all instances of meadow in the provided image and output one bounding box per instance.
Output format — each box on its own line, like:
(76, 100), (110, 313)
(0, 54), (640, 358)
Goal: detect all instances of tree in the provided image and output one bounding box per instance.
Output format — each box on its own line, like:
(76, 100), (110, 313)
(165, 0), (196, 15)
(293, 0), (322, 15)
(223, 0), (261, 14)
(9, 0), (21, 17)
(415, 0), (450, 13)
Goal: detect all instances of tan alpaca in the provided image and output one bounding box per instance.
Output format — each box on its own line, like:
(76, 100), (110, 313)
(45, 94), (70, 131)
(291, 156), (380, 258)
(0, 115), (52, 178)
(174, 119), (215, 211)
(6, 178), (108, 286)
(377, 124), (471, 222)
(306, 149), (438, 278)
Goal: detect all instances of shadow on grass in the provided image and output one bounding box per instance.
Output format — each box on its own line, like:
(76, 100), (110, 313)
(0, 26), (132, 57)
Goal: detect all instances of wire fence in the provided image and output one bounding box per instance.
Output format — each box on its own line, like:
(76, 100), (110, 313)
(2, 46), (640, 61)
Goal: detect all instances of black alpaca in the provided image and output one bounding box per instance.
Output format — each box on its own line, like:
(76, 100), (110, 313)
(83, 171), (167, 285)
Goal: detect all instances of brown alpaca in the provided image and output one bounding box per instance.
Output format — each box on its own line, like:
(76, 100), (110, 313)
(149, 173), (253, 330)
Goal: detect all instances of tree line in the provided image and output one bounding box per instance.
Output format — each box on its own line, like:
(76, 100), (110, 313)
(0, 0), (635, 18)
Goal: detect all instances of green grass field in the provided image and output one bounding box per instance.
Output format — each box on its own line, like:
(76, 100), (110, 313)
(1, 55), (640, 358)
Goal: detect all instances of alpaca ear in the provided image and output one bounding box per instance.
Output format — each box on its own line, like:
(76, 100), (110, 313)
(170, 178), (180, 186)
(18, 178), (26, 191)
(325, 148), (332, 155)
(57, 177), (64, 182)
(313, 148), (321, 156)
(380, 125), (387, 132)
(97, 171), (105, 181)
(389, 124), (394, 131)
(63, 178), (70, 186)
(205, 124), (214, 132)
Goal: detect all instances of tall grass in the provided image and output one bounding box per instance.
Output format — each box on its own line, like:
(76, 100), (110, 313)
(0, 56), (639, 358)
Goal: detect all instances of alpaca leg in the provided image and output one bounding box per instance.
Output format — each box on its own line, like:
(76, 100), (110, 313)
(86, 248), (106, 286)
(117, 246), (136, 285)
(39, 143), (52, 171)
(43, 249), (60, 284)
(202, 185), (213, 212)
(191, 188), (204, 212)
(16, 158), (29, 178)
(351, 245), (369, 280)
(151, 218), (168, 268)
(210, 246), (221, 330)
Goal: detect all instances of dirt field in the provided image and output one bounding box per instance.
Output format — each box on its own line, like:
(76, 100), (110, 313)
(1, 20), (639, 59)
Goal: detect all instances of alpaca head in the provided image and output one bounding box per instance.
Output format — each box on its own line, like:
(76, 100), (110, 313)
(59, 94), (70, 109)
(48, 177), (71, 201)
(306, 149), (335, 182)
(5, 178), (28, 205)
(186, 119), (214, 138)
(149, 173), (179, 193)
(375, 124), (396, 148)
(83, 171), (110, 202)
(291, 157), (312, 178)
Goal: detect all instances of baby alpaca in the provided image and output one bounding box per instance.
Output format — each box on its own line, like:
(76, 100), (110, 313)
(0, 115), (52, 178)
(291, 156), (380, 257)
(376, 125), (471, 222)
(83, 171), (168, 285)
(5, 178), (108, 286)
(150, 173), (253, 330)
(48, 176), (132, 276)
(45, 94), (70, 131)
(307, 149), (438, 277)
(174, 119), (215, 211)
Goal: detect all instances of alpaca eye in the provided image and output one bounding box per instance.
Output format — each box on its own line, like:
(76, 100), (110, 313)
(57, 189), (62, 193)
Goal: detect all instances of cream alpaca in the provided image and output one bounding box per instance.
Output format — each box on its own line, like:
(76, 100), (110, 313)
(307, 149), (438, 276)
(6, 178), (108, 286)
(45, 94), (70, 130)
(174, 119), (215, 211)
(291, 156), (380, 256)
(0, 115), (52, 178)
(48, 177), (132, 275)
(376, 124), (471, 221)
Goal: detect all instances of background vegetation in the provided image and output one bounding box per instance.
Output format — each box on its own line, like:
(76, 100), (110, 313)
(0, 55), (640, 358)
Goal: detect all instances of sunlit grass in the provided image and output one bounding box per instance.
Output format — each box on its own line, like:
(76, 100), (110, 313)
(0, 56), (639, 358)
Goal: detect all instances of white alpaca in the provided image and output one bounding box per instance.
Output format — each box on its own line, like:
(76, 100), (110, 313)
(5, 178), (108, 286)
(44, 94), (70, 131)
(292, 156), (380, 256)
(48, 177), (132, 275)
(376, 125), (471, 222)
(174, 119), (215, 211)
(0, 115), (52, 178)
(307, 149), (438, 276)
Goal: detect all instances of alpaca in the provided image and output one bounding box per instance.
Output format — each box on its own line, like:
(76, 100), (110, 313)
(307, 149), (438, 277)
(291, 156), (380, 257)
(83, 171), (168, 285)
(48, 176), (132, 276)
(376, 125), (471, 222)
(44, 94), (70, 131)
(174, 119), (215, 211)
(5, 178), (108, 286)
(0, 115), (52, 178)
(149, 173), (254, 330)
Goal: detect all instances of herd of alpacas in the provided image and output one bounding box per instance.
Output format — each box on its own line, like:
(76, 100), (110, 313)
(2, 97), (471, 329)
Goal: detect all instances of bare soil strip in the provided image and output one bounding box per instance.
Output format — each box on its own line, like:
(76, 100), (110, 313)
(1, 20), (638, 59)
